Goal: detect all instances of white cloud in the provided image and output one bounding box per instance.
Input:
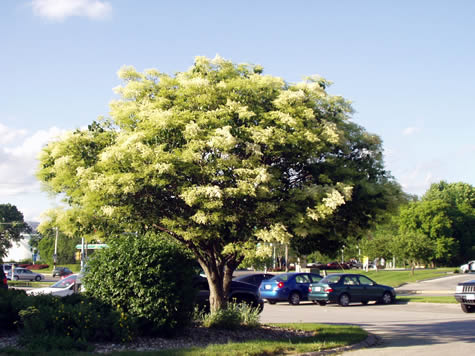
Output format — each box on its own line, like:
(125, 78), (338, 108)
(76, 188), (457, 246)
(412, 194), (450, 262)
(0, 124), (27, 145)
(31, 0), (112, 21)
(0, 126), (66, 197)
(402, 127), (421, 136)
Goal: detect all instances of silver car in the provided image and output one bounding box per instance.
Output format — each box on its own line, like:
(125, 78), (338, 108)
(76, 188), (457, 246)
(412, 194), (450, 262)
(7, 267), (44, 281)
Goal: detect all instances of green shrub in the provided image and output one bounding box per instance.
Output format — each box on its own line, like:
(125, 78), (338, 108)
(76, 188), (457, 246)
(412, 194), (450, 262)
(0, 289), (134, 352)
(17, 293), (134, 351)
(83, 233), (198, 336)
(195, 302), (261, 329)
(0, 289), (30, 331)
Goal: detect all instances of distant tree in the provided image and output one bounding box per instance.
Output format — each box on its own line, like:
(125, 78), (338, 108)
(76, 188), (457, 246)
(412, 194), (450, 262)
(421, 181), (475, 263)
(36, 229), (81, 265)
(398, 199), (457, 266)
(393, 231), (435, 274)
(0, 204), (31, 260)
(37, 56), (400, 313)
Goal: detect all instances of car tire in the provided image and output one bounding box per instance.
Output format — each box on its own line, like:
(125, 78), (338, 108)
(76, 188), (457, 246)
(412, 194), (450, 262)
(267, 300), (277, 305)
(461, 303), (474, 313)
(317, 301), (327, 306)
(289, 292), (301, 305)
(14, 276), (19, 281)
(339, 293), (350, 306)
(381, 292), (393, 305)
(35, 276), (41, 281)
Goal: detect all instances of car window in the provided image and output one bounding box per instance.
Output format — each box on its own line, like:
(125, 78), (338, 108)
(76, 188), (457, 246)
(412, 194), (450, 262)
(310, 274), (322, 282)
(358, 276), (374, 286)
(343, 276), (359, 285)
(270, 274), (290, 282)
(295, 275), (310, 284)
(321, 275), (342, 284)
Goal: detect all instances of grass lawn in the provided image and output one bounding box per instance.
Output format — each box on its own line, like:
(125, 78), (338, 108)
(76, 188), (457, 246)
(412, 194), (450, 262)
(107, 324), (367, 356)
(327, 268), (455, 287)
(396, 296), (457, 304)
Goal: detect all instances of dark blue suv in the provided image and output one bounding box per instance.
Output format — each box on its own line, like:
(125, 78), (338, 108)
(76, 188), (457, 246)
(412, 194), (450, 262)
(259, 272), (322, 305)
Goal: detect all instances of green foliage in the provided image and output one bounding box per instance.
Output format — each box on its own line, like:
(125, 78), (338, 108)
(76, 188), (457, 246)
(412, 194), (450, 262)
(83, 233), (197, 335)
(194, 302), (261, 329)
(0, 289), (133, 352)
(37, 56), (402, 313)
(396, 181), (475, 265)
(36, 229), (81, 265)
(0, 204), (31, 260)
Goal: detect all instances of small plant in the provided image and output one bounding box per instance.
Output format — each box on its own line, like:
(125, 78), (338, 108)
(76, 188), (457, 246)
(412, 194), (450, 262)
(195, 302), (260, 329)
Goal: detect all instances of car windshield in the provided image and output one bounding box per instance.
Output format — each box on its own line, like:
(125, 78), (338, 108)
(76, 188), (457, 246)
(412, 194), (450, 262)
(51, 275), (77, 288)
(321, 275), (342, 284)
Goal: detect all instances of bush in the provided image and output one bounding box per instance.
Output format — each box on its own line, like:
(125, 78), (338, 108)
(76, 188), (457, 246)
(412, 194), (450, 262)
(17, 294), (134, 351)
(83, 233), (198, 336)
(195, 302), (261, 329)
(0, 289), (134, 351)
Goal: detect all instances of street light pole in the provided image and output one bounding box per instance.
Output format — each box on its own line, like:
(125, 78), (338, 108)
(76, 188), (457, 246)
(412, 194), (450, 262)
(53, 227), (58, 270)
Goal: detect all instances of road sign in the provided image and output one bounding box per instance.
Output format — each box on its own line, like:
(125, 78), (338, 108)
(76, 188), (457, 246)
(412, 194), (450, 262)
(75, 244), (108, 250)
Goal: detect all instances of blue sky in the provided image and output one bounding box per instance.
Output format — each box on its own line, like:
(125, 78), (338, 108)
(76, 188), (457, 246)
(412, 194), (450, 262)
(1, 0), (475, 221)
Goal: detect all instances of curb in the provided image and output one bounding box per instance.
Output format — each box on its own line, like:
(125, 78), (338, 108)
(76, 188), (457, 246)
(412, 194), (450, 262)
(294, 333), (381, 356)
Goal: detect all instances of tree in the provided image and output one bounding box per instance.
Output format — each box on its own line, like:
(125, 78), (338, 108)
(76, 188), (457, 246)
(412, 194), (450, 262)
(37, 56), (399, 313)
(422, 181), (475, 263)
(393, 231), (435, 274)
(36, 229), (81, 265)
(0, 204), (31, 260)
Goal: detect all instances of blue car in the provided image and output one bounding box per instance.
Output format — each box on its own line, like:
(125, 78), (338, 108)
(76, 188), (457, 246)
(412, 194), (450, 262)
(259, 272), (322, 305)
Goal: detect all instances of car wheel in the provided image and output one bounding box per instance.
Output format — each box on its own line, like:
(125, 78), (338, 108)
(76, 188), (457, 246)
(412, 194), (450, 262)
(381, 292), (393, 305)
(361, 300), (369, 305)
(461, 304), (474, 313)
(289, 292), (301, 305)
(317, 301), (327, 306)
(35, 276), (41, 281)
(338, 293), (350, 306)
(267, 300), (277, 305)
(14, 276), (19, 281)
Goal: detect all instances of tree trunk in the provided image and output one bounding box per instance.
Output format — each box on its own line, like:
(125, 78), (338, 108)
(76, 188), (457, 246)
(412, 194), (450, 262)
(198, 256), (240, 314)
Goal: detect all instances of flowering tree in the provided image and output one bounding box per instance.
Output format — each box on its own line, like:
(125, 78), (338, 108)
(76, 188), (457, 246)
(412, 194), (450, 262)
(37, 56), (398, 312)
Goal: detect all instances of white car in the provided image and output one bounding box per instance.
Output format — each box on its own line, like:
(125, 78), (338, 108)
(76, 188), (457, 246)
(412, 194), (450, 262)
(7, 267), (44, 281)
(460, 261), (475, 273)
(27, 274), (78, 296)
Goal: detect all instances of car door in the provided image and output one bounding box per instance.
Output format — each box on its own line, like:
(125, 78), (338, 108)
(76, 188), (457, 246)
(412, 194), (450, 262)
(342, 275), (363, 302)
(358, 275), (382, 300)
(295, 274), (312, 299)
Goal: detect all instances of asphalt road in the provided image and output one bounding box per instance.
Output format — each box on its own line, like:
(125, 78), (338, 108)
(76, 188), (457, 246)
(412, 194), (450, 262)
(260, 275), (475, 355)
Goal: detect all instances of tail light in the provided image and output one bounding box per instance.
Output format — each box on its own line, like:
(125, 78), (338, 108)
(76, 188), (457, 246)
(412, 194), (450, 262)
(277, 281), (284, 289)
(2, 277), (6, 286)
(324, 287), (333, 293)
(308, 287), (312, 292)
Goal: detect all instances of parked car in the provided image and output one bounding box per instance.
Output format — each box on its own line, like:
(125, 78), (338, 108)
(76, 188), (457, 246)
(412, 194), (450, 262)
(233, 273), (275, 286)
(455, 278), (475, 313)
(27, 274), (78, 297)
(259, 272), (322, 305)
(53, 266), (73, 278)
(1, 269), (7, 289)
(308, 273), (396, 306)
(7, 267), (44, 281)
(2, 264), (13, 273)
(193, 276), (264, 312)
(326, 261), (350, 270)
(460, 261), (475, 273)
